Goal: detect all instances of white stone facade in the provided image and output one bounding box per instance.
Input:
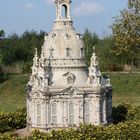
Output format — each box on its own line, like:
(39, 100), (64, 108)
(26, 0), (112, 131)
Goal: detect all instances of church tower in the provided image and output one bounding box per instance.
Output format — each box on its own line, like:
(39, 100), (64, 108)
(26, 0), (112, 131)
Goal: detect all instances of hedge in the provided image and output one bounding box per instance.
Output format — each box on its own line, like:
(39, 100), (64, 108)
(27, 122), (140, 140)
(0, 107), (26, 133)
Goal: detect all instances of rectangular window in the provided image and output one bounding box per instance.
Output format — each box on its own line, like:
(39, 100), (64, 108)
(69, 115), (74, 124)
(37, 104), (41, 126)
(50, 48), (54, 58)
(85, 114), (90, 123)
(52, 116), (57, 124)
(67, 76), (74, 84)
(66, 48), (70, 57)
(37, 116), (41, 126)
(84, 102), (90, 123)
(69, 103), (74, 124)
(80, 48), (84, 58)
(51, 103), (57, 124)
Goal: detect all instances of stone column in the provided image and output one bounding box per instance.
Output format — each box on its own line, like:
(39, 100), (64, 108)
(79, 99), (83, 124)
(31, 101), (35, 126)
(65, 100), (68, 126)
(74, 99), (79, 126)
(47, 102), (51, 127)
(26, 97), (31, 130)
(41, 100), (47, 128)
(108, 93), (113, 122)
(67, 5), (71, 20)
(94, 96), (101, 125)
(57, 100), (63, 127)
(62, 100), (65, 126)
(103, 97), (107, 124)
(45, 101), (48, 127)
(62, 99), (68, 127)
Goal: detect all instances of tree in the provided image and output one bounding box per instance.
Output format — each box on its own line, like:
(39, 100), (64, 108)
(2, 33), (19, 65)
(96, 36), (122, 71)
(0, 30), (5, 40)
(83, 29), (99, 66)
(112, 0), (140, 69)
(0, 30), (5, 65)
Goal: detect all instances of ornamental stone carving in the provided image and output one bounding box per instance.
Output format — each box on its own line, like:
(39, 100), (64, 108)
(26, 0), (112, 132)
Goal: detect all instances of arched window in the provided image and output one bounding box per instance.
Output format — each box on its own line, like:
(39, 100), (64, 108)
(69, 103), (74, 124)
(88, 76), (94, 84)
(51, 103), (57, 124)
(37, 103), (41, 126)
(66, 48), (70, 57)
(38, 77), (42, 85)
(52, 33), (56, 38)
(67, 76), (73, 84)
(61, 5), (67, 18)
(65, 33), (70, 40)
(80, 48), (84, 58)
(84, 102), (90, 123)
(50, 48), (54, 58)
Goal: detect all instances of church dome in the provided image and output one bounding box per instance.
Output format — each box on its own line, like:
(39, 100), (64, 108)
(41, 0), (87, 85)
(43, 29), (84, 59)
(42, 0), (85, 59)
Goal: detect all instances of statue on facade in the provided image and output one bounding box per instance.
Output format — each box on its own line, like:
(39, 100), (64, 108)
(87, 46), (102, 85)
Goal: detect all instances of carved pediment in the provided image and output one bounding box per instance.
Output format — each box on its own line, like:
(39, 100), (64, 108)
(31, 91), (44, 99)
(60, 86), (84, 97)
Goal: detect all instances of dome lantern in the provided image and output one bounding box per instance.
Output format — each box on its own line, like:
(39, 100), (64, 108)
(54, 0), (73, 30)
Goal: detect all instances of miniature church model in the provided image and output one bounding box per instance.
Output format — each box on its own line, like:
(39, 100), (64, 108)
(26, 0), (112, 131)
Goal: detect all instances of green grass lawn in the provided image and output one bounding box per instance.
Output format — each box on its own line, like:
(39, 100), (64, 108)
(108, 73), (140, 106)
(0, 73), (140, 112)
(0, 74), (29, 112)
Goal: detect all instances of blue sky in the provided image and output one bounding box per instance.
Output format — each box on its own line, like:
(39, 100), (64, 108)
(0, 0), (127, 37)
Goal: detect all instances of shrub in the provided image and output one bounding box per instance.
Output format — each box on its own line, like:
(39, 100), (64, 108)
(112, 103), (140, 124)
(22, 62), (32, 74)
(29, 122), (140, 140)
(0, 132), (18, 140)
(0, 107), (26, 133)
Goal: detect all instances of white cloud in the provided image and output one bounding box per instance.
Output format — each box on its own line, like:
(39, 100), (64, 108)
(45, 0), (55, 5)
(26, 3), (35, 9)
(74, 2), (105, 16)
